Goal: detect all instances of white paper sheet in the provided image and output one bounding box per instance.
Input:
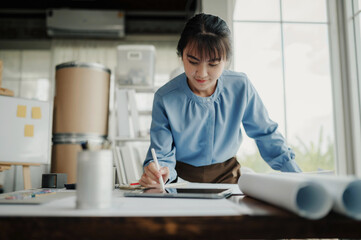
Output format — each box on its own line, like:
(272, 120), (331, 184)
(0, 190), (244, 217)
(238, 173), (333, 219)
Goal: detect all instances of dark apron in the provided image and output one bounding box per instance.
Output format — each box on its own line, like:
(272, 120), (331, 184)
(175, 157), (241, 184)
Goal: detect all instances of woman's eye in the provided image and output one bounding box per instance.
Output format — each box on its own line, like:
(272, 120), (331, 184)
(209, 63), (219, 67)
(189, 60), (198, 65)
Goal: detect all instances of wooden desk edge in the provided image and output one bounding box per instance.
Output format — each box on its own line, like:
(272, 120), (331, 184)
(0, 214), (360, 240)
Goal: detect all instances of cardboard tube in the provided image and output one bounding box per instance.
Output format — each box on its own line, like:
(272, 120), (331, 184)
(51, 143), (82, 184)
(54, 62), (110, 135)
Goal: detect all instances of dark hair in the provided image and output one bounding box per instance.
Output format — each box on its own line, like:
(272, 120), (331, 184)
(177, 13), (232, 61)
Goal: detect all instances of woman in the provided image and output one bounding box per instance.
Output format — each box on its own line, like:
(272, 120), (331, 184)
(139, 13), (301, 187)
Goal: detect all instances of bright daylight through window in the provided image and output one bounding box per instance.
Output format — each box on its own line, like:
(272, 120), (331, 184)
(233, 0), (335, 172)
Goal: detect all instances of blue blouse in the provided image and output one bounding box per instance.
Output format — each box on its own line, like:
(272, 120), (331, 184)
(144, 70), (301, 182)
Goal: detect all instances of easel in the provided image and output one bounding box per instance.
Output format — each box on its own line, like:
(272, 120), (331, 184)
(0, 60), (38, 190)
(0, 162), (40, 190)
(0, 60), (43, 190)
(0, 60), (15, 97)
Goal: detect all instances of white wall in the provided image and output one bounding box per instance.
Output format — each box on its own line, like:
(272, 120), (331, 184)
(202, 0), (236, 69)
(202, 0), (236, 33)
(0, 36), (182, 192)
(0, 1), (239, 192)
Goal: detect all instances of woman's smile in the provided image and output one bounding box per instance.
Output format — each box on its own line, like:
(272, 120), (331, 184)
(196, 79), (207, 84)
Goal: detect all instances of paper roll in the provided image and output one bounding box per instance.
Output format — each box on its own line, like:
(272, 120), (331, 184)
(238, 173), (333, 219)
(279, 173), (361, 220)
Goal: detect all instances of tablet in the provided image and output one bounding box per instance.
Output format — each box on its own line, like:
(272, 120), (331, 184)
(123, 188), (232, 199)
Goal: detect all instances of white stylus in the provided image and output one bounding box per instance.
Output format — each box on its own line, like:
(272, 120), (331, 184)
(151, 148), (165, 191)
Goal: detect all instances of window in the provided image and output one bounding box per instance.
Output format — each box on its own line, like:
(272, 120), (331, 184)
(353, 1), (361, 126)
(345, 0), (361, 176)
(233, 0), (335, 172)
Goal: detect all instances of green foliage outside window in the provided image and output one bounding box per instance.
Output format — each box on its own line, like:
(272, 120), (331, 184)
(238, 127), (335, 173)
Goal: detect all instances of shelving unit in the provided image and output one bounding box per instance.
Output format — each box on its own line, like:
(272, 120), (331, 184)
(112, 85), (157, 141)
(109, 84), (157, 184)
(109, 44), (159, 184)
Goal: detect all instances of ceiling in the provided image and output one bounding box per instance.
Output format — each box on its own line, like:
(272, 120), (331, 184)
(0, 0), (200, 39)
(2, 0), (197, 11)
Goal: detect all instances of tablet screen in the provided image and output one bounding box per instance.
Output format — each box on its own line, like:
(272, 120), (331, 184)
(124, 188), (232, 199)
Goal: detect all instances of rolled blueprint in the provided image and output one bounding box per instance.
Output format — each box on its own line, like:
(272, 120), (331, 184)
(279, 173), (361, 220)
(238, 173), (333, 219)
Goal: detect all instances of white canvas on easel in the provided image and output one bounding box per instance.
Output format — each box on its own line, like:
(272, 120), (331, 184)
(0, 95), (52, 189)
(0, 95), (52, 164)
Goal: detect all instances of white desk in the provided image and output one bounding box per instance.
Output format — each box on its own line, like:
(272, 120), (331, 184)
(0, 183), (360, 240)
(0, 183), (244, 217)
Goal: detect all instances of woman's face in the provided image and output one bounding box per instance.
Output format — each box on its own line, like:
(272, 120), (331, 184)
(182, 45), (226, 97)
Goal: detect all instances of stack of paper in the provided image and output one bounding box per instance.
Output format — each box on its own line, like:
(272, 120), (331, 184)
(113, 144), (144, 184)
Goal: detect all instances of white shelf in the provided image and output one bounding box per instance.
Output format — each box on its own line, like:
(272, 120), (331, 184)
(112, 137), (150, 142)
(139, 110), (152, 115)
(111, 85), (155, 145)
(116, 85), (158, 93)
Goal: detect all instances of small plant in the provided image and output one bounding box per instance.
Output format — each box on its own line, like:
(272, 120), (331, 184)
(291, 127), (335, 172)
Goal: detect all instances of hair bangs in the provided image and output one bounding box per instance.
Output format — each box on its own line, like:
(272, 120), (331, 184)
(187, 34), (227, 61)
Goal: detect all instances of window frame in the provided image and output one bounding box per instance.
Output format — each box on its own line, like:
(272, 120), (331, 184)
(229, 0), (361, 176)
(232, 0), (337, 173)
(327, 0), (361, 176)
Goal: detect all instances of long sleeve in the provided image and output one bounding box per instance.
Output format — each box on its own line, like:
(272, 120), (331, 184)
(242, 79), (301, 172)
(143, 92), (178, 182)
(143, 71), (301, 185)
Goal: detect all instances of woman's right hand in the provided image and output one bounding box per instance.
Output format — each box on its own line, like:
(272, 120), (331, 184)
(139, 162), (170, 187)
